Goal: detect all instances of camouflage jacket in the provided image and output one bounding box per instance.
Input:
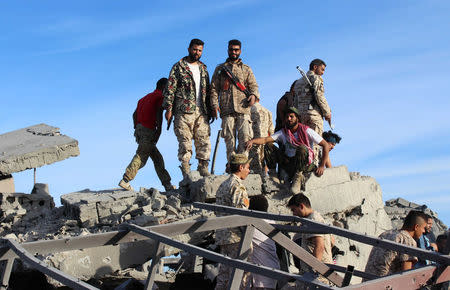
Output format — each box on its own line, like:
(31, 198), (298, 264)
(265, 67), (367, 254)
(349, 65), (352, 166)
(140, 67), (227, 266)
(251, 102), (274, 138)
(211, 58), (259, 117)
(215, 174), (249, 245)
(294, 70), (331, 118)
(162, 57), (214, 115)
(365, 230), (418, 277)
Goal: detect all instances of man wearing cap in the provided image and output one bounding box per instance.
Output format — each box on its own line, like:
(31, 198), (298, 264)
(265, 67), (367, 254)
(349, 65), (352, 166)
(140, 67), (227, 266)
(246, 107), (330, 194)
(215, 153), (251, 290)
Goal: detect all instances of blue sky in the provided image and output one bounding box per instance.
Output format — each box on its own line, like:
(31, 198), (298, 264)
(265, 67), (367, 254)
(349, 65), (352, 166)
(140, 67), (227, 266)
(1, 1), (449, 225)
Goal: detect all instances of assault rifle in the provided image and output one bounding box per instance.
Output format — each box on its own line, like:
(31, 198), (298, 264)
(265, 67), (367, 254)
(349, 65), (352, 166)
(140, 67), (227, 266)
(296, 66), (335, 130)
(220, 65), (251, 97)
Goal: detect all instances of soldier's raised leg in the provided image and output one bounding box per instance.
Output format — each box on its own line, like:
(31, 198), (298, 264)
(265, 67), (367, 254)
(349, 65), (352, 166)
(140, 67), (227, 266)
(221, 115), (237, 162)
(193, 109), (211, 177)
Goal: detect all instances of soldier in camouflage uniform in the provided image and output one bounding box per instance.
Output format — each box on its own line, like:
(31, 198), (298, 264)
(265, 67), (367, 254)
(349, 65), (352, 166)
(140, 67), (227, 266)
(364, 210), (428, 279)
(119, 78), (175, 192)
(249, 99), (274, 174)
(294, 59), (331, 164)
(215, 153), (251, 290)
(211, 39), (260, 164)
(163, 39), (217, 178)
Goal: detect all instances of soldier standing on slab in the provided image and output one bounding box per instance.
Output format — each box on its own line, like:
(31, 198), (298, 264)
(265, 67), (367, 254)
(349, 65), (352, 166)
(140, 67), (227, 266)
(294, 59), (331, 164)
(119, 78), (175, 192)
(211, 39), (260, 165)
(163, 39), (216, 178)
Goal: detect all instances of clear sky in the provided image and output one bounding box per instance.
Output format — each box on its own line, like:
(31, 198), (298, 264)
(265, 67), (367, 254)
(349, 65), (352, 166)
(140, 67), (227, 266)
(1, 1), (449, 226)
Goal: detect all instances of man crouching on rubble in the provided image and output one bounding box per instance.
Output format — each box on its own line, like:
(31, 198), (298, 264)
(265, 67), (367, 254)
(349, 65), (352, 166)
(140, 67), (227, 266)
(214, 153), (251, 290)
(245, 107), (330, 194)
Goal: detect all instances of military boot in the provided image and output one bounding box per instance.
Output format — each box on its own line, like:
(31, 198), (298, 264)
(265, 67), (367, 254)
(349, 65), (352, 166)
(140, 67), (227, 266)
(118, 179), (134, 192)
(197, 160), (211, 177)
(290, 171), (304, 195)
(180, 162), (191, 179)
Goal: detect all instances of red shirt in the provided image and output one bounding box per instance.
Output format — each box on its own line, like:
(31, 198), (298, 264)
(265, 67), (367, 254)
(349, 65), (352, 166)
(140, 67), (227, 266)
(136, 89), (164, 129)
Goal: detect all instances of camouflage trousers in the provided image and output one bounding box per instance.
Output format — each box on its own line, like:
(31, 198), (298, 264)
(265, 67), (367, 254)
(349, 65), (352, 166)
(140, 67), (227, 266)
(299, 112), (323, 165)
(123, 124), (171, 187)
(264, 143), (315, 179)
(215, 242), (251, 290)
(221, 113), (253, 162)
(249, 144), (265, 174)
(173, 108), (211, 163)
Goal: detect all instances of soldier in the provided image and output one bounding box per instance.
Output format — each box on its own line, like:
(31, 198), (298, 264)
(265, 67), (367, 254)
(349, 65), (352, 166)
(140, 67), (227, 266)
(294, 59), (331, 164)
(163, 38), (216, 178)
(246, 107), (330, 194)
(215, 153), (251, 290)
(211, 39), (260, 164)
(249, 99), (274, 175)
(119, 78), (175, 192)
(364, 210), (428, 278)
(275, 81), (296, 132)
(287, 194), (333, 287)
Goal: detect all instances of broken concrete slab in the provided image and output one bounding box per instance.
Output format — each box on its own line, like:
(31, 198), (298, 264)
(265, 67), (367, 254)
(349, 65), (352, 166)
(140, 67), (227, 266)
(0, 124), (80, 175)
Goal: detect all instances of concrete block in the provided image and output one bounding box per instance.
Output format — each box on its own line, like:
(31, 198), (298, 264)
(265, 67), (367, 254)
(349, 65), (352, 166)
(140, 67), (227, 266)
(0, 174), (14, 194)
(304, 165), (351, 191)
(31, 183), (50, 195)
(0, 124), (80, 175)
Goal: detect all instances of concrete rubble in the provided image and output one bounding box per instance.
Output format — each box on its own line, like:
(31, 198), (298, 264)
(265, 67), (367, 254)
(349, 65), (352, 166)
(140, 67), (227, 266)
(0, 165), (447, 288)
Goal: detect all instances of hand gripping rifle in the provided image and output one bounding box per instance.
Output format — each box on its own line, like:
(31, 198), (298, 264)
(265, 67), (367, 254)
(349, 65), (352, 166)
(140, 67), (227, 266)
(220, 65), (251, 98)
(296, 66), (335, 130)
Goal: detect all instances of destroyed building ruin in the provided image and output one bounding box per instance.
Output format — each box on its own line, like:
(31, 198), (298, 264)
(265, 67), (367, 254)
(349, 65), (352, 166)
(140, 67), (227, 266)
(0, 124), (448, 289)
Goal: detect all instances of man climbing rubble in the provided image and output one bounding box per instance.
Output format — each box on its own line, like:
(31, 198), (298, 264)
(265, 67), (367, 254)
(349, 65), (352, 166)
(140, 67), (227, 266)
(245, 107), (330, 194)
(119, 78), (175, 192)
(287, 193), (334, 287)
(214, 153), (251, 290)
(163, 38), (215, 178)
(364, 210), (428, 278)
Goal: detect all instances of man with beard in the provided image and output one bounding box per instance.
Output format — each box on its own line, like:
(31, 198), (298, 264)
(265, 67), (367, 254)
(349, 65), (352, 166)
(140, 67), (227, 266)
(245, 107), (330, 194)
(211, 39), (260, 166)
(163, 38), (216, 178)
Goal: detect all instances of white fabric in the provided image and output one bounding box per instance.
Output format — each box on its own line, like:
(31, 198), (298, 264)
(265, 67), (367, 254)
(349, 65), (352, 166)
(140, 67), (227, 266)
(187, 62), (201, 107)
(250, 219), (280, 288)
(270, 127), (323, 157)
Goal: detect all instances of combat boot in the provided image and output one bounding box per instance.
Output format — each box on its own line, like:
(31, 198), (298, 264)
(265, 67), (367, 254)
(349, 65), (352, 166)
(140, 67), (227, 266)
(180, 162), (191, 178)
(118, 179), (134, 192)
(197, 160), (211, 177)
(290, 171), (304, 195)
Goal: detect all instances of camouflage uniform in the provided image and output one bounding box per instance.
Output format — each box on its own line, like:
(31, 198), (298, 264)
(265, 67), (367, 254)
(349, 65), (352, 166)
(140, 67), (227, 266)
(211, 59), (259, 161)
(215, 173), (250, 290)
(123, 124), (172, 188)
(249, 102), (274, 173)
(294, 71), (331, 164)
(299, 211), (333, 286)
(365, 230), (418, 277)
(163, 57), (215, 164)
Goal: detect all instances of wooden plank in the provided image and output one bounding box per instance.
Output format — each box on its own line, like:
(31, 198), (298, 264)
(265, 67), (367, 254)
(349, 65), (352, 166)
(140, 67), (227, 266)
(228, 225), (255, 290)
(123, 224), (332, 289)
(144, 242), (165, 290)
(194, 202), (450, 265)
